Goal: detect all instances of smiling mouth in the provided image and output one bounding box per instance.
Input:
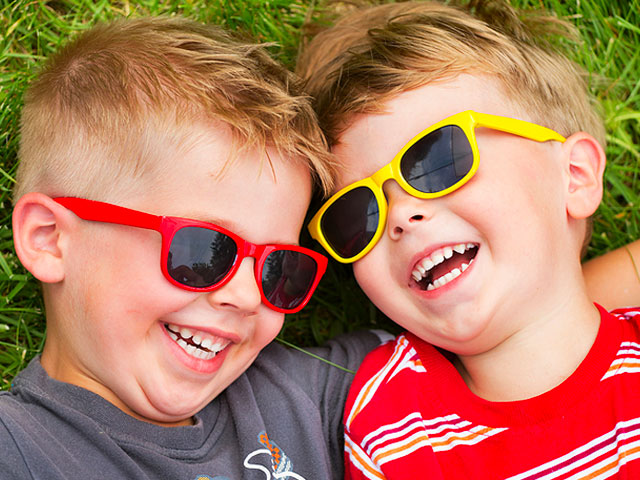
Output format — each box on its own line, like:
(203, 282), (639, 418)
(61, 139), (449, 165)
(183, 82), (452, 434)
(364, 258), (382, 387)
(164, 324), (231, 360)
(411, 243), (479, 291)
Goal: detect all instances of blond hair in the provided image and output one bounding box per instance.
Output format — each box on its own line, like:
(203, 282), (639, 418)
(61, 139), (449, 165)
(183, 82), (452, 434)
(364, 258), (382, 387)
(15, 16), (335, 202)
(298, 0), (605, 149)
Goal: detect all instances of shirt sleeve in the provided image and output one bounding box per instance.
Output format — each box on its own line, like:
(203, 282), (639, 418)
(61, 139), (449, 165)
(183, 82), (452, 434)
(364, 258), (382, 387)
(345, 428), (387, 479)
(254, 330), (384, 475)
(342, 335), (448, 480)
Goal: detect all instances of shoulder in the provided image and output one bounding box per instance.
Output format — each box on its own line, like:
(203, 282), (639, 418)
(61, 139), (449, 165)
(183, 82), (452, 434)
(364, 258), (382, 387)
(609, 306), (640, 338)
(0, 389), (25, 427)
(0, 391), (37, 478)
(0, 390), (29, 421)
(344, 334), (429, 427)
(255, 329), (386, 377)
(610, 306), (640, 322)
(0, 361), (43, 421)
(0, 361), (61, 439)
(348, 333), (428, 392)
(240, 330), (387, 403)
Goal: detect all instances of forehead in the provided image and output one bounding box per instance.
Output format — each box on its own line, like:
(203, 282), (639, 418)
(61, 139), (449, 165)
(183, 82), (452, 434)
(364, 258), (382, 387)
(331, 74), (519, 189)
(131, 122), (312, 245)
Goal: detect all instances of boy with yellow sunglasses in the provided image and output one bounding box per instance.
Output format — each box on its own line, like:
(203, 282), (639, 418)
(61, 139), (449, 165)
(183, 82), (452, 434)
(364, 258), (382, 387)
(300, 1), (640, 477)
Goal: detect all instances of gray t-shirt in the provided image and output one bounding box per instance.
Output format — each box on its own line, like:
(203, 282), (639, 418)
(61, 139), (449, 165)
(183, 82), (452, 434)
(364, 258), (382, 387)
(0, 331), (383, 479)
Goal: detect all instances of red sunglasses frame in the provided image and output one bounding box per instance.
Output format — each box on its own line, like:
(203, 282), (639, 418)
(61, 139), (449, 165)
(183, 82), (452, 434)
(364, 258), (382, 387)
(54, 197), (327, 313)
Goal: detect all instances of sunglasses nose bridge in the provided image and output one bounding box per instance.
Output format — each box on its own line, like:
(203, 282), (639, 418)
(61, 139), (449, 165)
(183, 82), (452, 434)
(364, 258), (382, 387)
(370, 163), (396, 190)
(239, 240), (263, 285)
(203, 239), (263, 314)
(241, 240), (259, 259)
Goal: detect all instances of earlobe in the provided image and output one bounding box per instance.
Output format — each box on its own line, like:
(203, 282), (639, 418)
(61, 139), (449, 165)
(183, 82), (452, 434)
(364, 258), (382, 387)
(12, 192), (69, 284)
(563, 132), (606, 219)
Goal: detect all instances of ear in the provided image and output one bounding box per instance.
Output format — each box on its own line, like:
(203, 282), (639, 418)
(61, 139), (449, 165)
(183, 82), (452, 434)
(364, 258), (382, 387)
(562, 132), (606, 220)
(12, 193), (70, 284)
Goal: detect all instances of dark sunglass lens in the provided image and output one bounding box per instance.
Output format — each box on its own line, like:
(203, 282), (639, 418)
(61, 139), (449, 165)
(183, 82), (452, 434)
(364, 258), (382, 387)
(167, 227), (237, 288)
(321, 186), (379, 259)
(401, 125), (473, 193)
(261, 250), (318, 310)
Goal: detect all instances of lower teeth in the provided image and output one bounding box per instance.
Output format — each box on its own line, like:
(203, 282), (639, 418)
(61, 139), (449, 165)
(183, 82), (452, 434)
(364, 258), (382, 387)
(425, 259), (473, 291)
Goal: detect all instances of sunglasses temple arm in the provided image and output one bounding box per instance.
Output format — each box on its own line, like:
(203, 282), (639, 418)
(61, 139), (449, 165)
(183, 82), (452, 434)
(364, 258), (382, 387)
(473, 113), (566, 142)
(55, 198), (163, 231)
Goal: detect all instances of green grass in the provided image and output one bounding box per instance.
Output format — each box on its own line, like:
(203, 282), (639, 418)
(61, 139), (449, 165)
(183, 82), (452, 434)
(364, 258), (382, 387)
(1, 0), (639, 389)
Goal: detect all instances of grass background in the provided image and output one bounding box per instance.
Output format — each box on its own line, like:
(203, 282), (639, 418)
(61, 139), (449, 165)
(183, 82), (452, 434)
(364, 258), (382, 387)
(0, 0), (639, 389)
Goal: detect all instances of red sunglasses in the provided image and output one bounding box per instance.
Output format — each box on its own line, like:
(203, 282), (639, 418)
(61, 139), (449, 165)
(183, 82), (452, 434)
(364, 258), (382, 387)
(54, 198), (327, 313)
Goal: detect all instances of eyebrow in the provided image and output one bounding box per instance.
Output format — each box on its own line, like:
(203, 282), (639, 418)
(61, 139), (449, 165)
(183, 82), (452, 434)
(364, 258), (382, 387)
(177, 212), (301, 247)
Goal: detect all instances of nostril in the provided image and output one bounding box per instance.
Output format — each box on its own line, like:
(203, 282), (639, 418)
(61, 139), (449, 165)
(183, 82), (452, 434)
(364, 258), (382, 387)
(393, 214), (423, 236)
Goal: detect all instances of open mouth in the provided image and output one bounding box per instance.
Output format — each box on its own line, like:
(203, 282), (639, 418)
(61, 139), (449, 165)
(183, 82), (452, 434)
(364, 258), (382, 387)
(164, 323), (231, 360)
(411, 243), (479, 291)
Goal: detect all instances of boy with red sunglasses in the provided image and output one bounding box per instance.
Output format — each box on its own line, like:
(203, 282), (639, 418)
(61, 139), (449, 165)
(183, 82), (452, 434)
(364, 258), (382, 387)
(299, 1), (640, 478)
(2, 16), (384, 479)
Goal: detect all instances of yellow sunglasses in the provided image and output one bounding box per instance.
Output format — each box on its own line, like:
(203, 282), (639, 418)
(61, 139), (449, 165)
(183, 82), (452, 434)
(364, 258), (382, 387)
(308, 110), (566, 263)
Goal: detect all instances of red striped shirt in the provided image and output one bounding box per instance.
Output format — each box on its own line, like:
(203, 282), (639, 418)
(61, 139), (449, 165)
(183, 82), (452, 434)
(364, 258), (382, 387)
(344, 305), (640, 479)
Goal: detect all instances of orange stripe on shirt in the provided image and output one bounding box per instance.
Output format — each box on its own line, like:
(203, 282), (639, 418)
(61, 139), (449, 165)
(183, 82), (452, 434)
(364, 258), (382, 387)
(371, 425), (496, 464)
(606, 361), (640, 373)
(430, 426), (494, 450)
(349, 445), (386, 479)
(578, 444), (640, 480)
(372, 434), (431, 464)
(347, 337), (409, 426)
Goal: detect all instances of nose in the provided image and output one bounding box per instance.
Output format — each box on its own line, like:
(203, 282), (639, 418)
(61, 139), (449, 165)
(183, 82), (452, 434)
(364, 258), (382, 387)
(205, 257), (262, 314)
(383, 180), (432, 241)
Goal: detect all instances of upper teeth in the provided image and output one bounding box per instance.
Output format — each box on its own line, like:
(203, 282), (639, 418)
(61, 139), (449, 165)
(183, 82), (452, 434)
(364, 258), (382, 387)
(411, 243), (476, 290)
(165, 324), (231, 360)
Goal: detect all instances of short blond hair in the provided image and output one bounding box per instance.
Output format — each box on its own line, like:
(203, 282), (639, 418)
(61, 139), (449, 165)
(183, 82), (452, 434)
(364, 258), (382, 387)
(298, 0), (605, 149)
(15, 16), (335, 202)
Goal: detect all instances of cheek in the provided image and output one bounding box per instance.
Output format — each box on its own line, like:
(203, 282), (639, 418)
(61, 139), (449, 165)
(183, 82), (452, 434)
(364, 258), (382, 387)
(353, 254), (389, 307)
(69, 234), (192, 348)
(353, 257), (373, 293)
(249, 310), (285, 349)
(482, 143), (565, 210)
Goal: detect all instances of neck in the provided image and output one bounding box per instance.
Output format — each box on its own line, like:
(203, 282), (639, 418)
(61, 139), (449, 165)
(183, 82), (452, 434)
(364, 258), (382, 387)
(453, 296), (601, 402)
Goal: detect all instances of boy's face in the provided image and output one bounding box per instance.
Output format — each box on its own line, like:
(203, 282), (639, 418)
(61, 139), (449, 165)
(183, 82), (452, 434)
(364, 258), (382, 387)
(332, 74), (572, 356)
(44, 123), (312, 426)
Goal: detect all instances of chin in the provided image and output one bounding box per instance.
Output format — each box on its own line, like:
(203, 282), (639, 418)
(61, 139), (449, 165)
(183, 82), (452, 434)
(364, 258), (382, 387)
(135, 401), (202, 426)
(130, 383), (213, 424)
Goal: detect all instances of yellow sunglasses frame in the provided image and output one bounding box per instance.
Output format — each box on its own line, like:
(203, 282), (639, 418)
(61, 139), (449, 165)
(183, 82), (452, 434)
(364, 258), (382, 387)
(308, 110), (566, 263)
